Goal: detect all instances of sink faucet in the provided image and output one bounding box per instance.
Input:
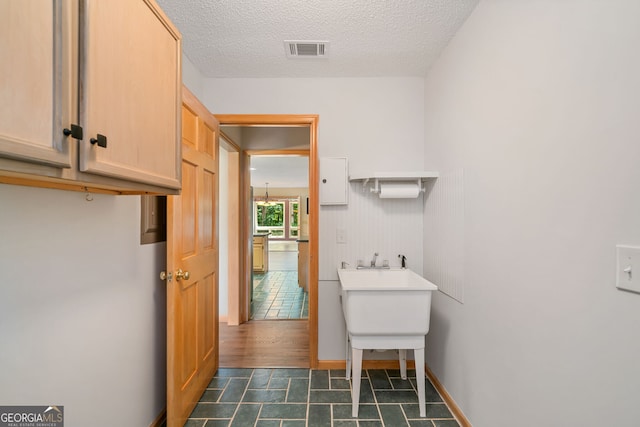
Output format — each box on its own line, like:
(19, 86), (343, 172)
(398, 254), (407, 269)
(356, 253), (389, 269)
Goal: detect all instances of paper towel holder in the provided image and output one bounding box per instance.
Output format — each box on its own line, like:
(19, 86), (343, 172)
(373, 179), (423, 197)
(349, 171), (439, 197)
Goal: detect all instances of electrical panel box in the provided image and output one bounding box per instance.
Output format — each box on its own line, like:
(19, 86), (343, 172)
(320, 157), (348, 205)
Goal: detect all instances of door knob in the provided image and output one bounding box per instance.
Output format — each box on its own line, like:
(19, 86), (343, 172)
(160, 271), (172, 282)
(175, 269), (190, 281)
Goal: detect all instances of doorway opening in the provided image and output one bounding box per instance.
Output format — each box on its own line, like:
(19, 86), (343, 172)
(216, 114), (319, 369)
(250, 156), (309, 321)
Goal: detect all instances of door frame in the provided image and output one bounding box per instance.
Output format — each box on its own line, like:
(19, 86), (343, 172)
(215, 114), (319, 368)
(219, 133), (241, 326)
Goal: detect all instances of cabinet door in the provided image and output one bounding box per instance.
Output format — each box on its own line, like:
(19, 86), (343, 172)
(253, 242), (264, 271)
(297, 242), (308, 290)
(262, 240), (269, 273)
(0, 0), (73, 169)
(79, 0), (181, 189)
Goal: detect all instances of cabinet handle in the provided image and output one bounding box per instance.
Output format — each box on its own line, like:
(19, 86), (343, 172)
(90, 134), (108, 148)
(63, 124), (83, 140)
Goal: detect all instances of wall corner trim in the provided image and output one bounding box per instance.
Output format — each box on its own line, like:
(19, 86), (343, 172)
(149, 407), (166, 427)
(426, 365), (472, 427)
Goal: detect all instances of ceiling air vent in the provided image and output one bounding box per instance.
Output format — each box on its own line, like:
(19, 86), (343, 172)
(284, 41), (329, 58)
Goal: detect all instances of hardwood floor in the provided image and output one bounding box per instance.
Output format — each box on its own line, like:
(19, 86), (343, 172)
(219, 319), (309, 368)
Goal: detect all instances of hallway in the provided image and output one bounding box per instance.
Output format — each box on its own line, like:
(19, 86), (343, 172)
(252, 271), (308, 320)
(251, 241), (308, 320)
(219, 320), (309, 368)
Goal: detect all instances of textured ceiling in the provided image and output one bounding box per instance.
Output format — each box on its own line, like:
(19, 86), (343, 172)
(155, 0), (479, 78)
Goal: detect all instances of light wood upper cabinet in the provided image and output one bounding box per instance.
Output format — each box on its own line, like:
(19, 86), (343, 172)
(79, 0), (181, 189)
(0, 0), (73, 169)
(0, 0), (181, 194)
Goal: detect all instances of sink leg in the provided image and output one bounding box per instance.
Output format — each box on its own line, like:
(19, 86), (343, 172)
(399, 349), (407, 380)
(351, 347), (363, 417)
(415, 347), (426, 417)
(345, 334), (352, 380)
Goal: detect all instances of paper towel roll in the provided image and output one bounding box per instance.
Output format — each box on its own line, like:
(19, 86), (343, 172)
(378, 182), (420, 198)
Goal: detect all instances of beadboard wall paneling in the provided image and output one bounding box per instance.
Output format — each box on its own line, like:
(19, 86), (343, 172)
(424, 169), (465, 303)
(320, 181), (425, 282)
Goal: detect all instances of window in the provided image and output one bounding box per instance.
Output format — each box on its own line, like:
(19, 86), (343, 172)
(290, 201), (299, 237)
(253, 197), (301, 239)
(255, 202), (285, 238)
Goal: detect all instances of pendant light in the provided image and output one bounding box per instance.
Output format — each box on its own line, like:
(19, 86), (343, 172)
(256, 182), (275, 207)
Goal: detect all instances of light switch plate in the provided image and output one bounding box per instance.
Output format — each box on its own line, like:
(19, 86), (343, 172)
(616, 245), (640, 294)
(336, 228), (347, 244)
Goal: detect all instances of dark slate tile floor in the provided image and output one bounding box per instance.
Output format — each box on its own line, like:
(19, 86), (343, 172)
(186, 368), (460, 427)
(251, 272), (309, 320)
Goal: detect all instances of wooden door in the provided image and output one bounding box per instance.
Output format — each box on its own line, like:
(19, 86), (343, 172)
(166, 87), (219, 427)
(0, 0), (73, 168)
(79, 0), (181, 189)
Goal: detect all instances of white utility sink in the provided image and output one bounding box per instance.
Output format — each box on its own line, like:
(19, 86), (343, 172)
(338, 268), (437, 336)
(337, 268), (438, 418)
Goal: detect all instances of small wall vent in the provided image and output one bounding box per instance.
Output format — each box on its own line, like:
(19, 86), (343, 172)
(284, 41), (329, 58)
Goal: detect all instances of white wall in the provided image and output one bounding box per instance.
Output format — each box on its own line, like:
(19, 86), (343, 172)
(203, 78), (426, 359)
(182, 54), (205, 95)
(0, 185), (166, 427)
(423, 1), (640, 426)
